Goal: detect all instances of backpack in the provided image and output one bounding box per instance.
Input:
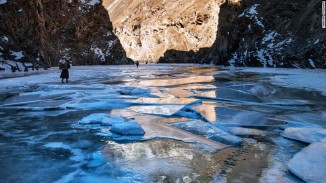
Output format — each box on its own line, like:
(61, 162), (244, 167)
(59, 59), (67, 70)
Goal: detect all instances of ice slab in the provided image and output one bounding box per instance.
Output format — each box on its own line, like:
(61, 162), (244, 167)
(139, 76), (215, 86)
(87, 152), (107, 168)
(249, 85), (276, 97)
(110, 122), (145, 136)
(3, 100), (71, 110)
(79, 113), (126, 126)
(119, 87), (151, 96)
(288, 139), (326, 183)
(129, 105), (185, 116)
(193, 88), (262, 103)
(281, 127), (326, 143)
(68, 99), (132, 110)
(227, 127), (267, 137)
(213, 71), (236, 81)
(171, 120), (242, 145)
(215, 107), (280, 127)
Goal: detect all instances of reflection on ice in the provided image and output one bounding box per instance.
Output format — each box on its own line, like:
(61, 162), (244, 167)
(193, 103), (218, 122)
(133, 97), (200, 105)
(129, 105), (185, 116)
(139, 76), (215, 86)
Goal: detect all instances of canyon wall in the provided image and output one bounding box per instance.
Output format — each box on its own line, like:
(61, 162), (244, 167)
(202, 0), (326, 68)
(160, 0), (326, 68)
(103, 0), (223, 62)
(0, 0), (132, 67)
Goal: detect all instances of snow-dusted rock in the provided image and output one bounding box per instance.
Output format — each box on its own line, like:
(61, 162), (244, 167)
(110, 122), (145, 136)
(171, 120), (242, 145)
(288, 139), (326, 183)
(281, 127), (326, 144)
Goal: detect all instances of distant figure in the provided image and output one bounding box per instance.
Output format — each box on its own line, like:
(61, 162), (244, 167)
(59, 57), (71, 83)
(135, 61), (139, 68)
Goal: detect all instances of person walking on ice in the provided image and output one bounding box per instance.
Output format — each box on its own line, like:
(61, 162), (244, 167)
(59, 57), (71, 83)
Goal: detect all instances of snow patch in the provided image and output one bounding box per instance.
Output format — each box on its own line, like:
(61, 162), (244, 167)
(0, 0), (7, 5)
(1, 36), (9, 43)
(308, 59), (316, 68)
(10, 51), (24, 59)
(81, 0), (100, 6)
(91, 46), (105, 62)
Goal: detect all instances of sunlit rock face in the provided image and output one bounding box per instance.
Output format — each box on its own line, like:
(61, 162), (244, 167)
(103, 0), (223, 62)
(0, 0), (132, 67)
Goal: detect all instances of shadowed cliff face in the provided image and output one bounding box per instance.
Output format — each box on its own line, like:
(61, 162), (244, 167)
(103, 0), (223, 62)
(0, 0), (132, 67)
(201, 0), (326, 68)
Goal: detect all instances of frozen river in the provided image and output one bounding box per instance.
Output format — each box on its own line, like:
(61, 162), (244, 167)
(0, 64), (325, 183)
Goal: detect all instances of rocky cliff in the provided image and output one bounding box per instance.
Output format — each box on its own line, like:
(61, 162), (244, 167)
(160, 0), (326, 68)
(0, 0), (132, 68)
(103, 0), (222, 62)
(104, 0), (325, 68)
(201, 0), (326, 68)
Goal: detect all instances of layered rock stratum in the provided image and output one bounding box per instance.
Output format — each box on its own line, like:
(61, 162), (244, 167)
(0, 0), (132, 67)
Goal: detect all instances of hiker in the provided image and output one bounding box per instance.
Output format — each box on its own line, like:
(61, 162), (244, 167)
(135, 61), (139, 68)
(59, 57), (71, 83)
